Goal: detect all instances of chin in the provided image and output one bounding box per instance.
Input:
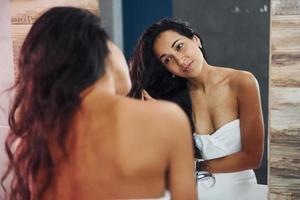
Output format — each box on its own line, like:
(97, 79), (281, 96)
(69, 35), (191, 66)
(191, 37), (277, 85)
(183, 71), (198, 78)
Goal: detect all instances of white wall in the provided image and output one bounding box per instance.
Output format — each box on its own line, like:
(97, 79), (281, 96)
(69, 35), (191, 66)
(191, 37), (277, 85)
(0, 0), (14, 197)
(0, 0), (14, 126)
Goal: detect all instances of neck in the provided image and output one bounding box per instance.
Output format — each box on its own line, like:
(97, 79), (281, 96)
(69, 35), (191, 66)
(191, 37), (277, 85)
(188, 60), (213, 92)
(80, 71), (116, 99)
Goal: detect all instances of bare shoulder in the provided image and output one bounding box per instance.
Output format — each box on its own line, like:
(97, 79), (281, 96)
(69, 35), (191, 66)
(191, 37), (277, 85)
(146, 100), (189, 123)
(125, 97), (189, 125)
(211, 66), (238, 83)
(228, 70), (259, 91)
(158, 101), (191, 134)
(116, 97), (191, 139)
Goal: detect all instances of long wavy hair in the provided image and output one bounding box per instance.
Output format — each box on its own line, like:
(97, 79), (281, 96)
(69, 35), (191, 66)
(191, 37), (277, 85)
(129, 18), (208, 157)
(1, 7), (109, 200)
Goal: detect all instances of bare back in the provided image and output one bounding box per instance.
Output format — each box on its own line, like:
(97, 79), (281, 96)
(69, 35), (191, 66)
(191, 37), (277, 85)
(45, 90), (196, 199)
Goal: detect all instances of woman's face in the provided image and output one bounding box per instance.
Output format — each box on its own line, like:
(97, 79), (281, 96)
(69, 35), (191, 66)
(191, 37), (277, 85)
(153, 30), (204, 78)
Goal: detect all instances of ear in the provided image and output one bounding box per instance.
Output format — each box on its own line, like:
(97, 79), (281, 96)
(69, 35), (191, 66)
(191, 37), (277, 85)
(192, 35), (202, 48)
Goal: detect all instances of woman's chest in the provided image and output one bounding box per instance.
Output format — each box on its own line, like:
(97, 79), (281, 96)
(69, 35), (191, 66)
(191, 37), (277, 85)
(191, 86), (238, 134)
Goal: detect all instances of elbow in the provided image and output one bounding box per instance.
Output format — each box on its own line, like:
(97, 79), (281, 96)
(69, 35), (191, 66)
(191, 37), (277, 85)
(243, 151), (263, 169)
(252, 158), (262, 169)
(249, 153), (263, 169)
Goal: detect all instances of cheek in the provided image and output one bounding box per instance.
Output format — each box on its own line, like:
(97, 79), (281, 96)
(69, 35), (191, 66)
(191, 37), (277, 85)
(187, 45), (198, 54)
(164, 64), (177, 74)
(190, 46), (204, 63)
(199, 50), (205, 64)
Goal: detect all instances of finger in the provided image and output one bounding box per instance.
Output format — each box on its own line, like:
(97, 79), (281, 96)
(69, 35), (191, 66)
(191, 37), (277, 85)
(141, 90), (145, 101)
(143, 90), (153, 100)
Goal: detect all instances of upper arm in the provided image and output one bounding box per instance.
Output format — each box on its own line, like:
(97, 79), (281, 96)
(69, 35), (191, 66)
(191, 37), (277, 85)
(235, 71), (264, 160)
(163, 103), (197, 200)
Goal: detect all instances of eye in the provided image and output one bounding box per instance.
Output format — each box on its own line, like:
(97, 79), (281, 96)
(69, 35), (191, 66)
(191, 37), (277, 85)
(175, 43), (184, 51)
(163, 57), (172, 65)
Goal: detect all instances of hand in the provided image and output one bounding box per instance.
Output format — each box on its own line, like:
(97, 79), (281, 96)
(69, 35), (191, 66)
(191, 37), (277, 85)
(195, 159), (211, 172)
(141, 90), (156, 101)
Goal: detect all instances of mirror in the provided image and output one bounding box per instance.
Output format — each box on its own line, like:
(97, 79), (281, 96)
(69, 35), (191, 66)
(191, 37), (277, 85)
(101, 0), (269, 199)
(171, 0), (270, 185)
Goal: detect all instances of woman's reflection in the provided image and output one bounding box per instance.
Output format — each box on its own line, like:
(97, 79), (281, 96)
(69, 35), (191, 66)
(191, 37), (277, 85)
(129, 18), (265, 199)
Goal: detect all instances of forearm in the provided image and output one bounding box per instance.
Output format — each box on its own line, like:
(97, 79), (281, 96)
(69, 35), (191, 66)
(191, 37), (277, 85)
(202, 151), (262, 173)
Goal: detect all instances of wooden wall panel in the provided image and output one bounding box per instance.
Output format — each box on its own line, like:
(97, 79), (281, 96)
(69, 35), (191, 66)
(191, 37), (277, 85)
(270, 0), (300, 199)
(271, 53), (300, 87)
(10, 0), (99, 75)
(272, 0), (300, 16)
(272, 16), (300, 53)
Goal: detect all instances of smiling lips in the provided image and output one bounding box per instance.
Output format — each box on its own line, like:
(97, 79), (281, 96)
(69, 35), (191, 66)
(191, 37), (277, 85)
(182, 61), (193, 72)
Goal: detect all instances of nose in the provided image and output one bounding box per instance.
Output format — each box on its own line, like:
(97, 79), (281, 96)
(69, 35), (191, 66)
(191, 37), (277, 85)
(175, 55), (187, 66)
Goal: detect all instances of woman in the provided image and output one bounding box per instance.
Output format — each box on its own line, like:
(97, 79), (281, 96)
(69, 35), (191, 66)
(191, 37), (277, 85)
(1, 8), (197, 200)
(129, 18), (265, 199)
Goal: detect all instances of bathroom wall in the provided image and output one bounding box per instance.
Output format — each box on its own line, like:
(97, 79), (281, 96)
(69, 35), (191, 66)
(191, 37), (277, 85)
(0, 0), (99, 197)
(0, 2), (14, 195)
(270, 0), (300, 199)
(2, 0), (300, 198)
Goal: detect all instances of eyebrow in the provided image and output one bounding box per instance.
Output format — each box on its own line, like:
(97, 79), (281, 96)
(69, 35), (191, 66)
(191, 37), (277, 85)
(159, 39), (181, 60)
(171, 39), (180, 48)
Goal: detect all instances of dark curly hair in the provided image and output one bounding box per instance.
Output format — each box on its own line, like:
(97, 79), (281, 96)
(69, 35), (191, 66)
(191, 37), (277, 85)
(1, 6), (109, 200)
(128, 18), (208, 157)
